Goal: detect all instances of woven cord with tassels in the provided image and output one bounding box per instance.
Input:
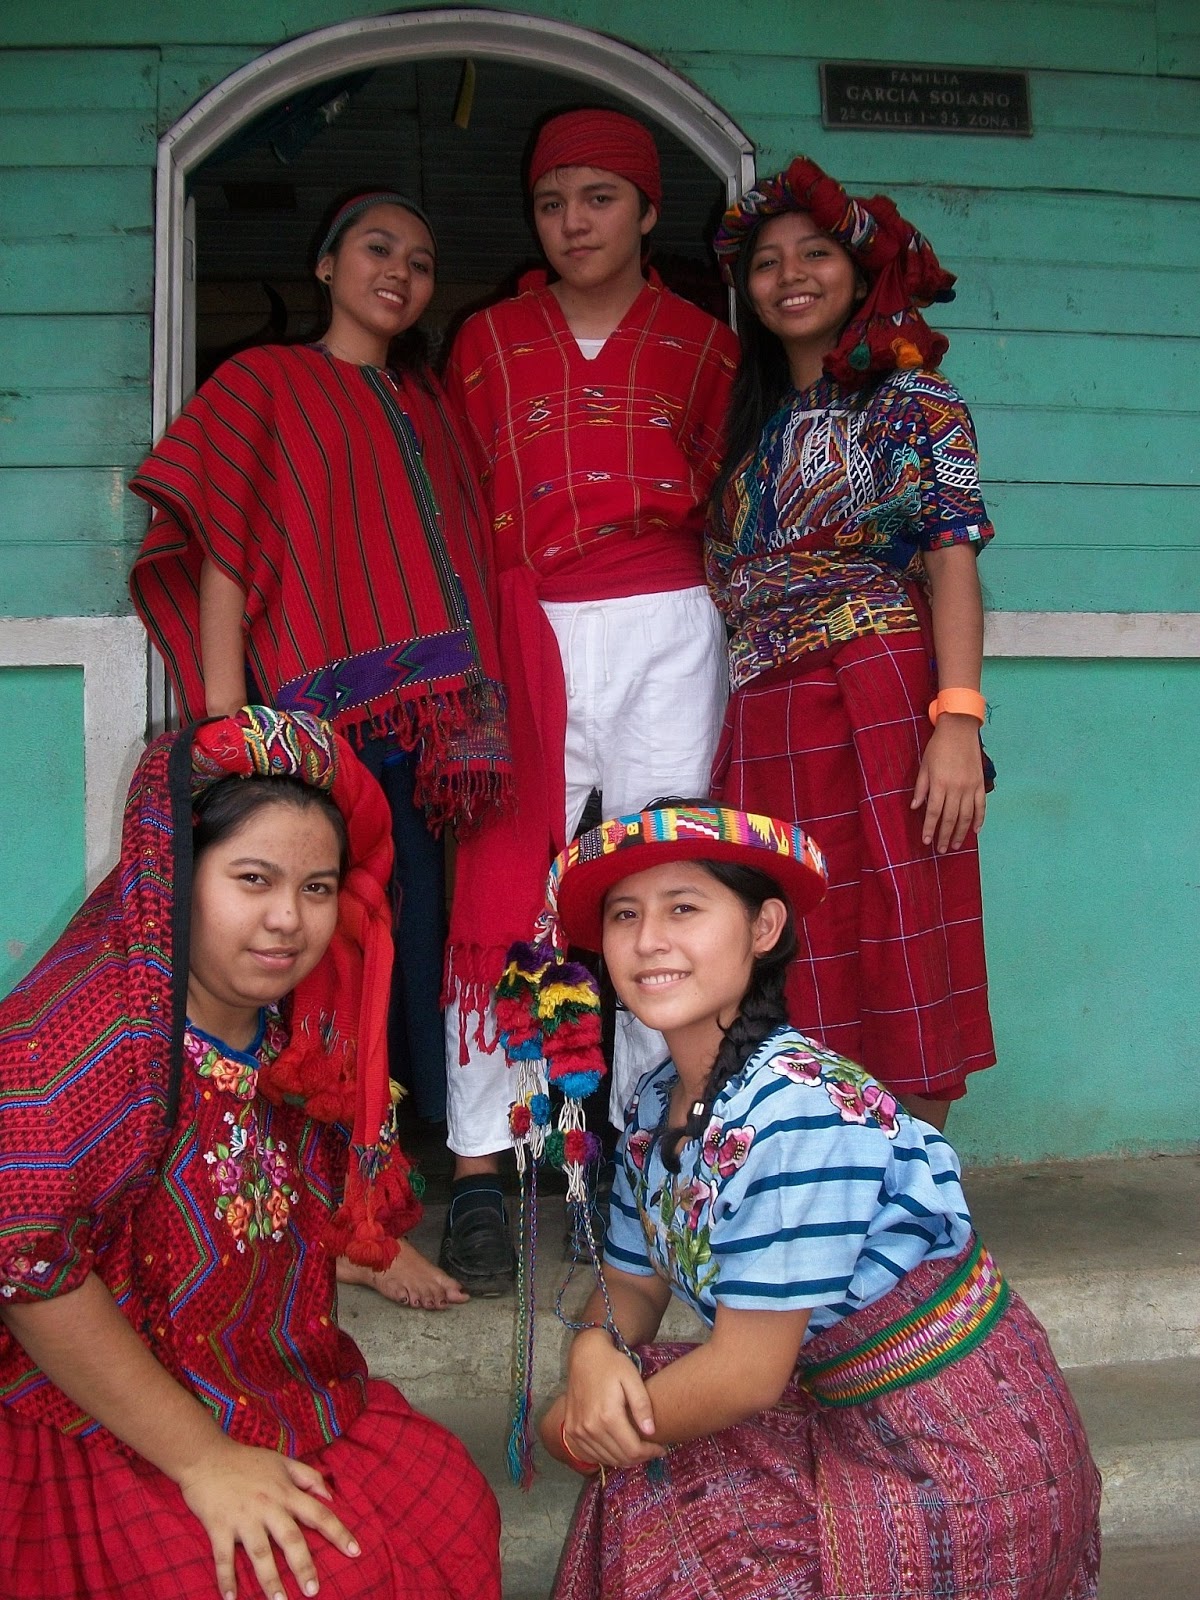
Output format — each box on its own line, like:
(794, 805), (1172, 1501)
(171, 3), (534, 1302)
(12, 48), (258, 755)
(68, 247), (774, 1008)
(498, 940), (612, 1485)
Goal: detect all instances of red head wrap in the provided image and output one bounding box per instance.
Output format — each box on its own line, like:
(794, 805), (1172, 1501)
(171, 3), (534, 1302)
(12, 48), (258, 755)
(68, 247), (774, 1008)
(528, 109), (662, 211)
(714, 155), (957, 387)
(191, 706), (422, 1268)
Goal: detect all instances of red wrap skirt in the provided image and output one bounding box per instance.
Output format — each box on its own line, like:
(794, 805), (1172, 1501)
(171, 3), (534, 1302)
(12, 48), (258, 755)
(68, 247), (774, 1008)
(711, 628), (995, 1098)
(552, 1252), (1101, 1600)
(0, 1380), (500, 1600)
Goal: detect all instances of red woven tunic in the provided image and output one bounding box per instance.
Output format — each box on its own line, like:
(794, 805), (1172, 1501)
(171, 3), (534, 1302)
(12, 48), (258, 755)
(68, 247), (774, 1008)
(0, 726), (500, 1599)
(130, 344), (511, 828)
(442, 279), (738, 1038)
(446, 274), (738, 601)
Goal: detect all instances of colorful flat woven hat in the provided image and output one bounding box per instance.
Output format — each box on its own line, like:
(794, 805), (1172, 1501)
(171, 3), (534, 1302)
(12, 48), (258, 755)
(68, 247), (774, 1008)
(551, 804), (828, 952)
(713, 155), (956, 386)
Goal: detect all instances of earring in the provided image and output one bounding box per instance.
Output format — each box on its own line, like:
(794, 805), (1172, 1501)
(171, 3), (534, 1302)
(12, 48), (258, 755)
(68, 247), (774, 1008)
(323, 274), (332, 283)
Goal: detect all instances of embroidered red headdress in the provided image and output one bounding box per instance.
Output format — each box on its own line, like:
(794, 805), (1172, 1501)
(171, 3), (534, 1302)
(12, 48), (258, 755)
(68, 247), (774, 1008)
(713, 155), (957, 386)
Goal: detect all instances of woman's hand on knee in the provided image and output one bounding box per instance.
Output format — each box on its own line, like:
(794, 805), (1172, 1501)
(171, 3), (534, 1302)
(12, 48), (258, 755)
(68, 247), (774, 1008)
(177, 1436), (360, 1600)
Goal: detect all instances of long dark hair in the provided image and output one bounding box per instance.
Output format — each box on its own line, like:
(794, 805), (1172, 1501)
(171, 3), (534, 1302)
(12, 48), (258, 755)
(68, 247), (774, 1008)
(309, 186), (431, 372)
(709, 217), (882, 513)
(659, 858), (797, 1174)
(193, 775), (348, 878)
(710, 219), (796, 511)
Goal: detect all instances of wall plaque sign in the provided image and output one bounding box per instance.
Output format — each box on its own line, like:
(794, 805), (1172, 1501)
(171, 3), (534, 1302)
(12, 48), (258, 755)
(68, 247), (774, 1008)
(820, 63), (1032, 136)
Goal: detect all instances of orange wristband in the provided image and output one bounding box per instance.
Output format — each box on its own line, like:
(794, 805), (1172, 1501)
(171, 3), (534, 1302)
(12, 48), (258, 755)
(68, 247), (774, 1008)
(928, 689), (986, 727)
(560, 1420), (600, 1474)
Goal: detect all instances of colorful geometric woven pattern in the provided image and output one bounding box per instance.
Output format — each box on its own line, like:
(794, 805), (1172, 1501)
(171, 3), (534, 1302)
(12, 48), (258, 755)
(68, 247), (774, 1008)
(799, 1237), (1008, 1407)
(191, 704), (337, 792)
(709, 369), (994, 692)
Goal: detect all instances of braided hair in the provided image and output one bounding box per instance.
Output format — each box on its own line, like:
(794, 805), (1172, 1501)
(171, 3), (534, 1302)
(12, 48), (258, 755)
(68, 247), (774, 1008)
(659, 859), (797, 1174)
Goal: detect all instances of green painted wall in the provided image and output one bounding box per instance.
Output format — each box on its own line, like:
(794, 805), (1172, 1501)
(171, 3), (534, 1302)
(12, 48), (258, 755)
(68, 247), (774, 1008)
(0, 668), (85, 992)
(960, 658), (1198, 1162)
(0, 1), (1195, 1159)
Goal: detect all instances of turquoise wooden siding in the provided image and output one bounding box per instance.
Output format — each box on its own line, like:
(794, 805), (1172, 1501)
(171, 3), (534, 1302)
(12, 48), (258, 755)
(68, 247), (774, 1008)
(0, 0), (1194, 1159)
(0, 668), (85, 995)
(961, 658), (1198, 1161)
(0, 50), (154, 614)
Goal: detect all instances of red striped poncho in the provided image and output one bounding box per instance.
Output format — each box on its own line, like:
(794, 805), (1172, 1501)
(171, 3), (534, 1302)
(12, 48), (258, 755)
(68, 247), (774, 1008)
(130, 343), (511, 830)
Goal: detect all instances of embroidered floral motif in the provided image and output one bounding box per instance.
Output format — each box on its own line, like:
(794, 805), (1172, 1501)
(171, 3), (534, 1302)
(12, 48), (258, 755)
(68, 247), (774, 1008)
(186, 1010), (288, 1101)
(656, 1175), (718, 1299)
(769, 1046), (827, 1087)
(700, 1117), (724, 1168)
(627, 1129), (654, 1172)
(0, 1252), (53, 1297)
(824, 1063), (901, 1138)
(713, 1124), (756, 1178)
(192, 1013), (299, 1250)
(766, 1037), (901, 1138)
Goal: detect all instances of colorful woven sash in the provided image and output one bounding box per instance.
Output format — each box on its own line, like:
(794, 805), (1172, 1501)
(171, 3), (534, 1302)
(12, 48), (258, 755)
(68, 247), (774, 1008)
(798, 1237), (1008, 1408)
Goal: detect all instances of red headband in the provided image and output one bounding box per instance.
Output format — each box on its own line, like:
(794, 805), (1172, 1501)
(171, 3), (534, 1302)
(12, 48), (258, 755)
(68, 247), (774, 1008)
(528, 110), (662, 211)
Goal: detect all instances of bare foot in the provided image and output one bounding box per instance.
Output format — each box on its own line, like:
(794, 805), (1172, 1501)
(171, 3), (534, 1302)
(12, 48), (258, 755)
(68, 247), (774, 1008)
(336, 1242), (469, 1310)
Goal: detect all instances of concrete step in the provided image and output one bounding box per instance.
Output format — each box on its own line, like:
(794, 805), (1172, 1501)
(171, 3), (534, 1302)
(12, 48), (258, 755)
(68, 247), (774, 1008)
(340, 1154), (1200, 1405)
(962, 1155), (1200, 1368)
(1098, 1543), (1200, 1600)
(1068, 1358), (1200, 1547)
(417, 1393), (578, 1600)
(335, 1156), (1200, 1598)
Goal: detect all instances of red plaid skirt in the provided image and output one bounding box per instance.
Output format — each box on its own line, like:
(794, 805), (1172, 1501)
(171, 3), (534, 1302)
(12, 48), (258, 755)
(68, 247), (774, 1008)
(0, 1380), (500, 1599)
(711, 629), (995, 1098)
(552, 1251), (1101, 1600)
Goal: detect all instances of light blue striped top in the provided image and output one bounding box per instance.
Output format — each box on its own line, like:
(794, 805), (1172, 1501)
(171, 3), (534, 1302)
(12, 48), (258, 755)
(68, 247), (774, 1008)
(604, 1026), (973, 1336)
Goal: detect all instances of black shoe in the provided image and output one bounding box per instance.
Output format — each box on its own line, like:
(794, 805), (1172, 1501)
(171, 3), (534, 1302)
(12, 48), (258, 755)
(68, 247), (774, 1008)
(439, 1194), (516, 1296)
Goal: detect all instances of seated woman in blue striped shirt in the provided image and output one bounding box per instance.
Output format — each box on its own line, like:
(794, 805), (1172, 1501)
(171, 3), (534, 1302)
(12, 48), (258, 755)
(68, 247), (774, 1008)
(534, 803), (1101, 1600)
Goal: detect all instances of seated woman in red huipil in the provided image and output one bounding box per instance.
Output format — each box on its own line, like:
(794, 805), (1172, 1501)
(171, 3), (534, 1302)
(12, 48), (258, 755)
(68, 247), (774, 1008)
(0, 707), (500, 1600)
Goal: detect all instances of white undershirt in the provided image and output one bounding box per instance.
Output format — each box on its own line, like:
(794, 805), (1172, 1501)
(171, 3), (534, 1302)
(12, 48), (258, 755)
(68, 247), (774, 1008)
(574, 336), (608, 361)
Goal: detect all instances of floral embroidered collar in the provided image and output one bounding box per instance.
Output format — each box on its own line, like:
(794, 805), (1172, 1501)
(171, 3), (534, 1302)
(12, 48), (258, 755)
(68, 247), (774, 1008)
(184, 1008), (287, 1101)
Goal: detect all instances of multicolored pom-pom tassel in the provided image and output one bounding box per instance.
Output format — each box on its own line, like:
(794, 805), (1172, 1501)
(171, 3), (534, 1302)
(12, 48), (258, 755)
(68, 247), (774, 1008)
(500, 935), (607, 1484)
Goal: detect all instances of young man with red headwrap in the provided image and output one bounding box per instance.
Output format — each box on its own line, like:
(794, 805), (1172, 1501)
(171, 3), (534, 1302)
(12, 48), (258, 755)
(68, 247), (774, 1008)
(439, 109), (739, 1290)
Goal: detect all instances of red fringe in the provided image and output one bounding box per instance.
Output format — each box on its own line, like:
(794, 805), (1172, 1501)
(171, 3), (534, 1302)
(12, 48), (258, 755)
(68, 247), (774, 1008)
(337, 688), (514, 835)
(324, 1145), (423, 1269)
(443, 943), (509, 1063)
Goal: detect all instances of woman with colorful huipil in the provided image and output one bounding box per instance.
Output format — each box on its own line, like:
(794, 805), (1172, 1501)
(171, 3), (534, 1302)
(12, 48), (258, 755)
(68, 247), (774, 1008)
(0, 707), (501, 1600)
(520, 803), (1099, 1600)
(129, 193), (513, 1303)
(707, 158), (996, 1129)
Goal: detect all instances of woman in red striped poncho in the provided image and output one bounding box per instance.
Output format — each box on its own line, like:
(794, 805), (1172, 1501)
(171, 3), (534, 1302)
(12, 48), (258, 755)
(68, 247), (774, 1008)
(130, 194), (514, 1307)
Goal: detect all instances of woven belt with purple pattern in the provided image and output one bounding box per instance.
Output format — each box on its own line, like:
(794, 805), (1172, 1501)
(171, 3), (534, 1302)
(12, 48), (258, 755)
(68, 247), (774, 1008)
(799, 1237), (1009, 1408)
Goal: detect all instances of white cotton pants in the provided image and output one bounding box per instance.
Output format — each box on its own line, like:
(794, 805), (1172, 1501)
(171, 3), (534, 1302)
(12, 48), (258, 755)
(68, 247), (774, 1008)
(445, 584), (729, 1156)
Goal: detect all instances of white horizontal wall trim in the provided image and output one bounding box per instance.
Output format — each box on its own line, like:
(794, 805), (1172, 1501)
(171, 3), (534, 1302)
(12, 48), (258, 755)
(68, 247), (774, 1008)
(0, 610), (1191, 899)
(0, 617), (147, 889)
(985, 612), (1200, 658)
